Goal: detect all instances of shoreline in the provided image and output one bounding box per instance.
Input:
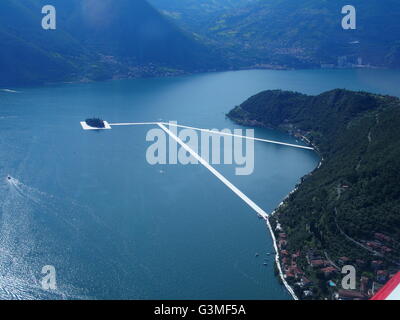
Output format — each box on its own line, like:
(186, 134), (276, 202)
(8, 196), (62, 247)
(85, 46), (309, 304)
(265, 215), (299, 300)
(226, 115), (322, 300)
(2, 66), (390, 92)
(267, 134), (322, 300)
(234, 122), (320, 299)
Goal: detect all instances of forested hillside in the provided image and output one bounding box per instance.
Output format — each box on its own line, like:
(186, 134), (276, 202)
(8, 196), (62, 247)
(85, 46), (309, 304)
(2, 0), (400, 86)
(0, 0), (222, 86)
(150, 0), (400, 69)
(148, 0), (256, 32)
(228, 89), (400, 298)
(205, 0), (400, 68)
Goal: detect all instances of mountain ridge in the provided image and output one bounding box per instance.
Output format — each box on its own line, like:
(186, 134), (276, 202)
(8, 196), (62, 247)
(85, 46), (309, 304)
(0, 0), (223, 86)
(150, 0), (400, 69)
(228, 89), (400, 299)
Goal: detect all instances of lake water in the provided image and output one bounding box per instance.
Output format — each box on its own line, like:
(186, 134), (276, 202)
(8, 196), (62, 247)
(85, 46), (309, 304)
(1, 68), (399, 300)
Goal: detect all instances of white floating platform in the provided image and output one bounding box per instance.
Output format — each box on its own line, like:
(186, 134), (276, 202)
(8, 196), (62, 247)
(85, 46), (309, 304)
(80, 121), (112, 130)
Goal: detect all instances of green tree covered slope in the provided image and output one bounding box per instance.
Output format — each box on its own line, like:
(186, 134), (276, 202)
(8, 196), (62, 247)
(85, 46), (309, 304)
(228, 89), (400, 268)
(203, 0), (400, 68)
(0, 0), (222, 86)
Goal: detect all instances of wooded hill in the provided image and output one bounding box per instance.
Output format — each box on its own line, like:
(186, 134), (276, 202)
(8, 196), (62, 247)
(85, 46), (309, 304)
(228, 89), (400, 265)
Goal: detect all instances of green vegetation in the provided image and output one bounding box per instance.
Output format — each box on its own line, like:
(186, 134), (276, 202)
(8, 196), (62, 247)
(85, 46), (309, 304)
(85, 118), (105, 129)
(151, 0), (400, 69)
(209, 0), (400, 68)
(228, 89), (400, 299)
(0, 0), (223, 86)
(149, 0), (257, 33)
(3, 0), (400, 85)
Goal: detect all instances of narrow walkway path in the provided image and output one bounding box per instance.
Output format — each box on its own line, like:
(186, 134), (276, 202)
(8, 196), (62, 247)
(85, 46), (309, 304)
(158, 123), (269, 220)
(157, 122), (298, 299)
(83, 120), (303, 300)
(108, 121), (314, 150)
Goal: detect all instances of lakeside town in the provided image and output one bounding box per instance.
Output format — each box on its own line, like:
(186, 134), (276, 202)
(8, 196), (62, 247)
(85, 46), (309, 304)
(262, 125), (400, 301)
(271, 222), (400, 300)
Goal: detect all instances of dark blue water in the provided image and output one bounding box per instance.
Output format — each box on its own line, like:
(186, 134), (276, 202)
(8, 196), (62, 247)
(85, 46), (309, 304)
(1, 68), (399, 299)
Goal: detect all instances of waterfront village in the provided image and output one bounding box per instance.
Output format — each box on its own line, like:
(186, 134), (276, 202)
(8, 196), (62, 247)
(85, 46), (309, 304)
(273, 228), (399, 300)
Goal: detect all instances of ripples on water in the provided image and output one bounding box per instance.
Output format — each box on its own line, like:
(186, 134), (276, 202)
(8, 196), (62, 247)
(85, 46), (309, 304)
(0, 176), (94, 299)
(4, 69), (370, 299)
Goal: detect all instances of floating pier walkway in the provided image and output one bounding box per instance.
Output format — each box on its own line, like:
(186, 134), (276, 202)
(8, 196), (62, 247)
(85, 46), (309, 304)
(80, 120), (313, 219)
(80, 120), (313, 221)
(108, 121), (314, 150)
(80, 119), (311, 300)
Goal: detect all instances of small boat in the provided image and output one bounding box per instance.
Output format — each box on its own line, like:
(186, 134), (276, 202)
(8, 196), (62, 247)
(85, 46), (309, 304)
(263, 262), (268, 266)
(7, 175), (11, 180)
(255, 253), (259, 257)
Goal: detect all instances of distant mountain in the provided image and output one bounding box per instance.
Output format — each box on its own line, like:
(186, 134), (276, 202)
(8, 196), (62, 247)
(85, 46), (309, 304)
(148, 0), (257, 33)
(0, 0), (91, 86)
(0, 0), (222, 86)
(228, 89), (400, 298)
(205, 0), (400, 68)
(2, 0), (399, 86)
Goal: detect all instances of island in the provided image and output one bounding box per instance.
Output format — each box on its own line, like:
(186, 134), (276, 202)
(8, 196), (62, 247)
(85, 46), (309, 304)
(228, 89), (400, 300)
(85, 118), (106, 128)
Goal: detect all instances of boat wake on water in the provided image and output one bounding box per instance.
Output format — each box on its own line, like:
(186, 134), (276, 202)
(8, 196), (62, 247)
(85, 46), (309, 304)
(0, 89), (19, 93)
(0, 176), (108, 299)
